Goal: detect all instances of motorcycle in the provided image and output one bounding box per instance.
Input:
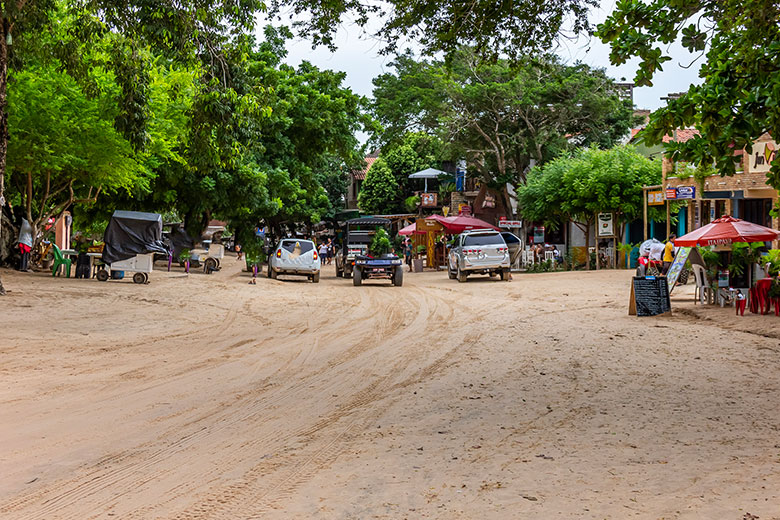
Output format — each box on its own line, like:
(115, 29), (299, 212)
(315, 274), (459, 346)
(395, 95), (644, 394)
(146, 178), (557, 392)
(636, 256), (662, 276)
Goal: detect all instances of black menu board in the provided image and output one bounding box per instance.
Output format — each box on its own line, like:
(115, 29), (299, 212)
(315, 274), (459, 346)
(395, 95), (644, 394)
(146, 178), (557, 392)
(629, 276), (672, 316)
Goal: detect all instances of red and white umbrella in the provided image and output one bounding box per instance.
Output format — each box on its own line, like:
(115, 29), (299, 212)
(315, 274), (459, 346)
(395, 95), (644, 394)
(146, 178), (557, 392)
(674, 215), (780, 247)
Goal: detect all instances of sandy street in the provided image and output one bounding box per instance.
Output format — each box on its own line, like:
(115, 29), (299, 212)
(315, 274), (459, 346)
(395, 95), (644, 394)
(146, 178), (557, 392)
(1, 258), (779, 520)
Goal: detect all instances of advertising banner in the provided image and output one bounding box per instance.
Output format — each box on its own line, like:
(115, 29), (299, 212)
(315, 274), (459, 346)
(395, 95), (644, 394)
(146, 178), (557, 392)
(648, 191), (665, 206)
(598, 212), (614, 237)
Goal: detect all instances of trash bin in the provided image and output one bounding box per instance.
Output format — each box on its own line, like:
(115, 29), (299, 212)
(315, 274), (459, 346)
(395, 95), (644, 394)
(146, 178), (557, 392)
(412, 258), (424, 272)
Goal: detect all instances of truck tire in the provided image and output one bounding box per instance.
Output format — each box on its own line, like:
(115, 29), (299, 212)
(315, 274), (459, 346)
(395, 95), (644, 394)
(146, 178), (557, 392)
(457, 265), (468, 283)
(268, 265), (277, 279)
(312, 271), (320, 283)
(393, 266), (403, 287)
(353, 266), (362, 286)
(500, 268), (511, 281)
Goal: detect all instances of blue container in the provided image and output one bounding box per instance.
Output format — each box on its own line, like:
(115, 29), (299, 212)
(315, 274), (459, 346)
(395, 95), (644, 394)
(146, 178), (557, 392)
(111, 270), (125, 280)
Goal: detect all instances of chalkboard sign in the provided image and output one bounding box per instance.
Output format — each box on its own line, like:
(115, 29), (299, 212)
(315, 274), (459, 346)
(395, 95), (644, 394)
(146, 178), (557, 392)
(629, 276), (672, 316)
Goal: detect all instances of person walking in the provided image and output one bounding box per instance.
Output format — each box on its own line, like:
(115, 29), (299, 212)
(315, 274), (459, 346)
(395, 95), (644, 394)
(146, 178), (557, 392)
(17, 217), (33, 272)
(327, 238), (334, 265)
(662, 233), (676, 275)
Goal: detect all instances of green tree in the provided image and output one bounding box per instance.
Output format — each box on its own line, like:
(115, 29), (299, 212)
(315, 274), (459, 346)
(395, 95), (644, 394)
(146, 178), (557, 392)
(6, 66), (141, 248)
(518, 146), (666, 268)
(372, 51), (636, 213)
(358, 158), (399, 215)
(381, 132), (444, 206)
(597, 0), (780, 192)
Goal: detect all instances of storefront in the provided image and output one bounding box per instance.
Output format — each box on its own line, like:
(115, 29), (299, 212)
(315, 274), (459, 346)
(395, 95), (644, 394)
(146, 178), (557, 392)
(664, 134), (779, 248)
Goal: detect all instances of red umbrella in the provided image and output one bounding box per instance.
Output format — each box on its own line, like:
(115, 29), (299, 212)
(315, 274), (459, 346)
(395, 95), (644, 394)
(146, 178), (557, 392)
(398, 222), (425, 236)
(674, 215), (780, 247)
(426, 214), (499, 233)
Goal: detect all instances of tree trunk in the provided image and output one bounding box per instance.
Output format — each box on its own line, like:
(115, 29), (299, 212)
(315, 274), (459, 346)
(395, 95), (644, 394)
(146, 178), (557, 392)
(0, 16), (8, 294)
(584, 220), (591, 270)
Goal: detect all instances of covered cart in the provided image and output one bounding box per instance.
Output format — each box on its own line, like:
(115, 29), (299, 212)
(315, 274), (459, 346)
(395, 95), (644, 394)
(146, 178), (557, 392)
(97, 210), (169, 284)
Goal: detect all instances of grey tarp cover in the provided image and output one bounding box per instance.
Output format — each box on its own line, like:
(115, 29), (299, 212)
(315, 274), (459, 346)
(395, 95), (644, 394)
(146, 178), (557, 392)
(102, 210), (169, 265)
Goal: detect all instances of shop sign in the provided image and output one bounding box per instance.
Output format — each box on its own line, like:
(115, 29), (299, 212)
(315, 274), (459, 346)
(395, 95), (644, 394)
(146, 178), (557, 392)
(458, 204), (472, 216)
(533, 226), (545, 244)
(648, 190), (664, 206)
(676, 186), (696, 199)
(498, 220), (522, 228)
(421, 192), (438, 207)
(666, 188), (677, 199)
(751, 140), (777, 172)
(598, 212), (614, 237)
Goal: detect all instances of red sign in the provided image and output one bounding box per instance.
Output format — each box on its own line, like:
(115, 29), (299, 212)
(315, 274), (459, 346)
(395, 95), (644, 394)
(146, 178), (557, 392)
(666, 188), (677, 200)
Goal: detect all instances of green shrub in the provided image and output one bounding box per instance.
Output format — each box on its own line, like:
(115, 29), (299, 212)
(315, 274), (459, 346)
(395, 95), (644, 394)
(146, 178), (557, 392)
(370, 228), (393, 256)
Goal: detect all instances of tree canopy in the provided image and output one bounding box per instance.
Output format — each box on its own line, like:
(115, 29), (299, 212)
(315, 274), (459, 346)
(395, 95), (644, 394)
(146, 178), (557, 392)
(518, 145), (665, 246)
(597, 0), (780, 192)
(269, 0), (596, 61)
(372, 51), (636, 201)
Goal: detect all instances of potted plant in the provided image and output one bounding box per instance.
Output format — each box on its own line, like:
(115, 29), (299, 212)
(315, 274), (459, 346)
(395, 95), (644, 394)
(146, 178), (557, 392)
(768, 277), (780, 316)
(369, 228), (393, 258)
(243, 243), (265, 274)
(759, 249), (780, 277)
(179, 248), (192, 273)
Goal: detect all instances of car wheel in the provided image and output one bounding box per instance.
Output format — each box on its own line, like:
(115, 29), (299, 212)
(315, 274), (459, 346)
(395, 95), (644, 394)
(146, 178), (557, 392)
(96, 269), (109, 282)
(312, 271), (320, 283)
(133, 272), (146, 284)
(269, 266), (277, 279)
(457, 265), (468, 283)
(353, 266), (362, 286)
(393, 266), (403, 287)
(448, 261), (457, 279)
(500, 268), (511, 281)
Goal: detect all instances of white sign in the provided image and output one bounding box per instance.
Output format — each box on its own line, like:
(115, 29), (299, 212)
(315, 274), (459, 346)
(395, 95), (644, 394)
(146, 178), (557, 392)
(498, 220), (522, 228)
(598, 212), (614, 237)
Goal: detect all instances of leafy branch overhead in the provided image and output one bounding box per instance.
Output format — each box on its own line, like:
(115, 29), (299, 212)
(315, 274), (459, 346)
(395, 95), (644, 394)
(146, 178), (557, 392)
(597, 0), (780, 193)
(269, 0), (597, 61)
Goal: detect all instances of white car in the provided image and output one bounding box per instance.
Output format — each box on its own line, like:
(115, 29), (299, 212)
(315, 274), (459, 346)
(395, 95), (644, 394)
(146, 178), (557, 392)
(268, 239), (321, 282)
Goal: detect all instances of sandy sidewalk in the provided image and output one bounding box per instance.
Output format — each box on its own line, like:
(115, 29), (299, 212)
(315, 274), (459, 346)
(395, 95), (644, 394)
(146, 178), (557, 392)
(1, 259), (778, 519)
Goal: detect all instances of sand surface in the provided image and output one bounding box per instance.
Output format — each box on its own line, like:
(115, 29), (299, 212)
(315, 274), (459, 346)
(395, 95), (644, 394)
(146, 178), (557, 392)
(1, 258), (779, 519)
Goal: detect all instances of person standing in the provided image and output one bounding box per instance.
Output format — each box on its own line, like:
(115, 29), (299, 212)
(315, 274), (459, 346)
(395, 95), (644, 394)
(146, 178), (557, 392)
(318, 241), (328, 264)
(327, 238), (334, 265)
(662, 233), (676, 275)
(404, 238), (413, 270)
(17, 217), (33, 272)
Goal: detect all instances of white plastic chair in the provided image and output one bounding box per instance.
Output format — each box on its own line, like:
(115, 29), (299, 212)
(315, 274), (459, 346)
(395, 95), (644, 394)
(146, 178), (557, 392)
(691, 264), (712, 305)
(544, 251), (555, 262)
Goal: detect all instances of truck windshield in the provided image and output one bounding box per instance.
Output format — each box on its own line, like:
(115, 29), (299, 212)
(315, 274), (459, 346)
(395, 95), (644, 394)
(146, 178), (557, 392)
(463, 234), (504, 246)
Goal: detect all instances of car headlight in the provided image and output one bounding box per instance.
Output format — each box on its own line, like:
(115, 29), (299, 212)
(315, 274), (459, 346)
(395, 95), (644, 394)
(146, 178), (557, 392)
(392, 259), (401, 265)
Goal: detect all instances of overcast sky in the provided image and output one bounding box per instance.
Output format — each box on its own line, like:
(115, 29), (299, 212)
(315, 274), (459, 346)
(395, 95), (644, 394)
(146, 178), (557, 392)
(260, 0), (702, 129)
